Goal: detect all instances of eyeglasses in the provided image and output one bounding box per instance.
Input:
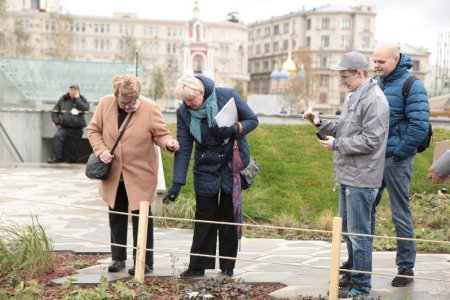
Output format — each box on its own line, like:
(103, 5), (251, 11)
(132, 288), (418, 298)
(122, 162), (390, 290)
(118, 97), (139, 109)
(340, 71), (358, 82)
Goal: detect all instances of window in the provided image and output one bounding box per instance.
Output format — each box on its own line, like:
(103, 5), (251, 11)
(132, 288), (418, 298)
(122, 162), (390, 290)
(321, 17), (330, 30)
(220, 45), (229, 57)
(273, 24), (279, 35)
(283, 40), (288, 51)
(31, 0), (39, 9)
(264, 42), (270, 53)
(412, 60), (421, 71)
(264, 27), (270, 37)
(283, 22), (289, 34)
(320, 75), (330, 87)
(320, 56), (328, 68)
(263, 60), (269, 72)
(341, 17), (350, 30)
(254, 62), (261, 73)
(306, 36), (311, 48)
(273, 41), (279, 52)
(255, 44), (261, 55)
(341, 35), (350, 48)
(363, 18), (371, 31)
(119, 25), (134, 35)
(306, 19), (311, 30)
(321, 35), (330, 48)
(144, 26), (158, 37)
(255, 28), (261, 38)
(362, 36), (370, 48)
(248, 45), (252, 56)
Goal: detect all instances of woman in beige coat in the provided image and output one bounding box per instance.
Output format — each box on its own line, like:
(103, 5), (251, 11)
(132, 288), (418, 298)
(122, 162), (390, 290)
(87, 75), (179, 275)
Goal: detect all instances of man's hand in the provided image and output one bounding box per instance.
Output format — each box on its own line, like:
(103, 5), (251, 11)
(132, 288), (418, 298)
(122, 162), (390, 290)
(319, 136), (335, 150)
(163, 184), (182, 203)
(302, 111), (320, 126)
(428, 166), (445, 184)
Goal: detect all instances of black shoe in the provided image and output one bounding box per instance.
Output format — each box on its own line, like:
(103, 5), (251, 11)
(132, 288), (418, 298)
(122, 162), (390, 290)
(392, 269), (414, 287)
(47, 158), (61, 164)
(339, 260), (351, 274)
(221, 269), (234, 277)
(339, 272), (351, 288)
(128, 265), (153, 276)
(180, 268), (205, 279)
(108, 260), (126, 272)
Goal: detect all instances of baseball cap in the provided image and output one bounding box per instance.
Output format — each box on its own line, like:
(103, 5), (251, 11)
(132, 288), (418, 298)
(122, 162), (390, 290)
(330, 51), (368, 71)
(69, 84), (80, 90)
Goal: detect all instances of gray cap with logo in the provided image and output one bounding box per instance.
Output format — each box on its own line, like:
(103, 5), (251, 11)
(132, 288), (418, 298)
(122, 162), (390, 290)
(330, 51), (369, 71)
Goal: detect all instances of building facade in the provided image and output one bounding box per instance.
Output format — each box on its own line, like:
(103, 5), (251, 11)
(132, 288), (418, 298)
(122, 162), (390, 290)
(1, 0), (249, 107)
(248, 4), (430, 113)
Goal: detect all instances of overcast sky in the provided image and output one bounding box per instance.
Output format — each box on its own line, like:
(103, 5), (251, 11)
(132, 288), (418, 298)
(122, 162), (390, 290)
(61, 0), (449, 63)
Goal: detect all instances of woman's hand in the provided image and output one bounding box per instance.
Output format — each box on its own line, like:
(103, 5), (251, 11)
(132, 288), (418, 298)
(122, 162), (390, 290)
(166, 139), (180, 152)
(99, 150), (114, 164)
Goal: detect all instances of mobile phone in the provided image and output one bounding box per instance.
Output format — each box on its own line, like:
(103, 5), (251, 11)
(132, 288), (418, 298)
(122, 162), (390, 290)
(315, 131), (328, 141)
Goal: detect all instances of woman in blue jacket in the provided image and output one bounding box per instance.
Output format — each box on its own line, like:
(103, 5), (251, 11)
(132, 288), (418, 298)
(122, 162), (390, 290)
(164, 74), (258, 279)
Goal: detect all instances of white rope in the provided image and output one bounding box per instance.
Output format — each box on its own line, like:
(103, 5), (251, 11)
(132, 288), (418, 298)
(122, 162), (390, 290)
(1, 194), (449, 245)
(48, 232), (450, 284)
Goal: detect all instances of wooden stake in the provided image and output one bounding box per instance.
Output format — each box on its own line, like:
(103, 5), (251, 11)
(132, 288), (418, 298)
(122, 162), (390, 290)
(135, 201), (150, 283)
(328, 216), (343, 300)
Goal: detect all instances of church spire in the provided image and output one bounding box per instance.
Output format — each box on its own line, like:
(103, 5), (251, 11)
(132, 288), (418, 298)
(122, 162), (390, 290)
(193, 0), (200, 19)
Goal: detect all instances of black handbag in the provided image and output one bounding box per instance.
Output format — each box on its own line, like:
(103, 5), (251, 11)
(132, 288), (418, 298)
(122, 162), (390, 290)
(240, 158), (259, 190)
(85, 112), (134, 180)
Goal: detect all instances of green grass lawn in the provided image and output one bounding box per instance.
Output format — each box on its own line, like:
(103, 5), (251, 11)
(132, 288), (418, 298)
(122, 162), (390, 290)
(161, 124), (449, 252)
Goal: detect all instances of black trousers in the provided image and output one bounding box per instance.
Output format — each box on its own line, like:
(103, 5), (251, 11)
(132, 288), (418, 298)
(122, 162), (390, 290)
(189, 190), (238, 270)
(109, 182), (153, 268)
(51, 127), (83, 162)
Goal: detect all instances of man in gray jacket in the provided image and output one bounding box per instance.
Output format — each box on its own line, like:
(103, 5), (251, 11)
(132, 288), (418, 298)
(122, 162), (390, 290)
(304, 51), (389, 299)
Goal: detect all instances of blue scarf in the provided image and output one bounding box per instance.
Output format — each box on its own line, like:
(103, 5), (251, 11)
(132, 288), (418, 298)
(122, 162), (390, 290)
(189, 90), (218, 143)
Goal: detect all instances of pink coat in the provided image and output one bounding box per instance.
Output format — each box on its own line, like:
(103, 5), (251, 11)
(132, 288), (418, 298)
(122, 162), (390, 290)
(87, 94), (173, 211)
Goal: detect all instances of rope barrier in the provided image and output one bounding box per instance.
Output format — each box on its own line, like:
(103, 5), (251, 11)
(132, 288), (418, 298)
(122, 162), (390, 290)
(2, 194), (449, 245)
(47, 232), (450, 284)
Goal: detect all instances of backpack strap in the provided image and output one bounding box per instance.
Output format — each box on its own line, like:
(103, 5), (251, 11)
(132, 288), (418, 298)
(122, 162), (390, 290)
(402, 75), (418, 105)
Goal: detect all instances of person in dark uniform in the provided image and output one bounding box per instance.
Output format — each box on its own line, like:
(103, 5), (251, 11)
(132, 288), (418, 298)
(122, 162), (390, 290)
(48, 84), (89, 163)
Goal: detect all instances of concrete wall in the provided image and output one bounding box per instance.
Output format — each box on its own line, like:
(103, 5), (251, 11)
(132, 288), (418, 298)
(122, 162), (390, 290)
(1, 109), (449, 163)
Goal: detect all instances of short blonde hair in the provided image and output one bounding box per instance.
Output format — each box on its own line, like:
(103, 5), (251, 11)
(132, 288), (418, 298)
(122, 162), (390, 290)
(175, 74), (204, 101)
(113, 74), (141, 103)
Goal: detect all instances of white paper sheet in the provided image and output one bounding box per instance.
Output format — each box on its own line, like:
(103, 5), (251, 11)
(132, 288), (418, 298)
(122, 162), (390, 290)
(215, 97), (237, 127)
(215, 97), (238, 144)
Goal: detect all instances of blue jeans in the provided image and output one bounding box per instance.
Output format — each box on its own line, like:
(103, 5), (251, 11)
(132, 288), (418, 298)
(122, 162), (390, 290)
(372, 156), (416, 272)
(339, 185), (378, 292)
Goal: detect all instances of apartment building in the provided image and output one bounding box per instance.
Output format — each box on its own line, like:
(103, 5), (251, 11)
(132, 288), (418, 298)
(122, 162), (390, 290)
(248, 4), (430, 113)
(1, 0), (249, 105)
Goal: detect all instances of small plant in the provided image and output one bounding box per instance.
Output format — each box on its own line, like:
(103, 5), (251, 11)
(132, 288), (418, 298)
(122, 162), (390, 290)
(12, 279), (44, 299)
(0, 215), (55, 281)
(161, 195), (196, 228)
(317, 209), (334, 231)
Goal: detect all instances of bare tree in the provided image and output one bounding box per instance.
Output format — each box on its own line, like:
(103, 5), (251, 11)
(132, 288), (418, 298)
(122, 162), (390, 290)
(282, 47), (317, 113)
(48, 12), (74, 59)
(116, 36), (138, 62)
(151, 67), (165, 100)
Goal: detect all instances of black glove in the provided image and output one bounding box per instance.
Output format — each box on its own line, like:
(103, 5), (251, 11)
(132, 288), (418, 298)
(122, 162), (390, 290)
(163, 184), (182, 203)
(216, 125), (236, 140)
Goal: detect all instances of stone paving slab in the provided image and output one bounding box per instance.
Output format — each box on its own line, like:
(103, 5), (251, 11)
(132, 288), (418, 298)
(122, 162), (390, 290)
(1, 164), (449, 299)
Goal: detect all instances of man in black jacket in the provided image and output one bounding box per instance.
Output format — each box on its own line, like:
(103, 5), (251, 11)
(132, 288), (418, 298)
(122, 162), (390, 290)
(48, 84), (89, 163)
